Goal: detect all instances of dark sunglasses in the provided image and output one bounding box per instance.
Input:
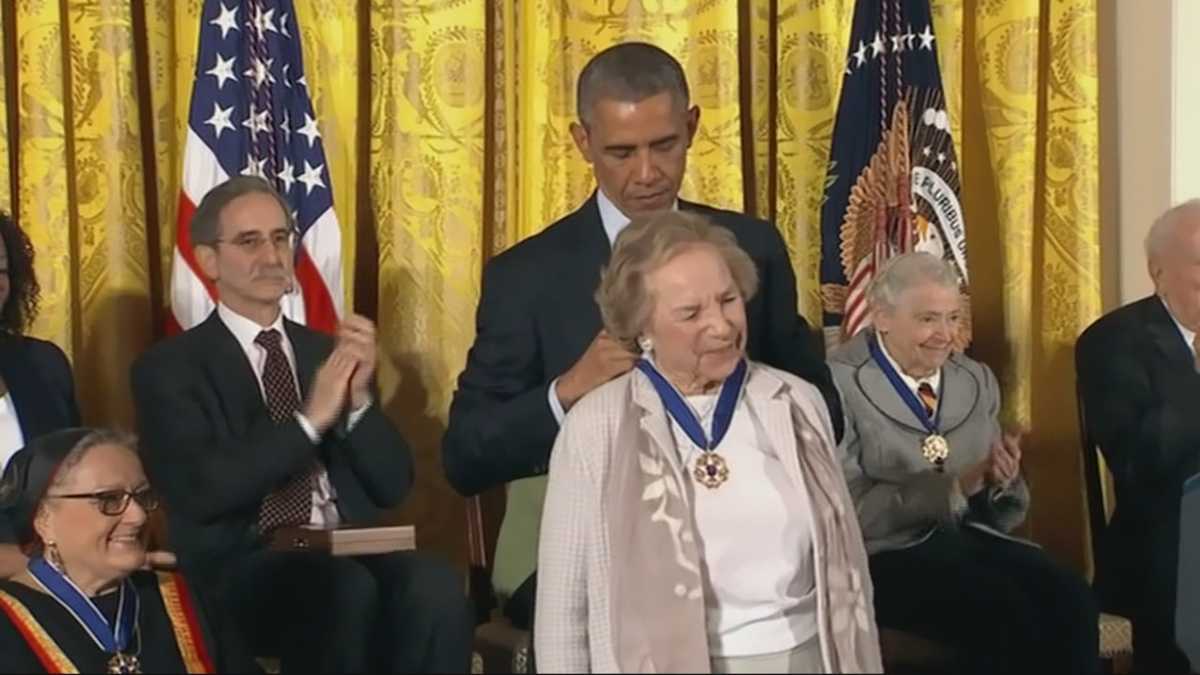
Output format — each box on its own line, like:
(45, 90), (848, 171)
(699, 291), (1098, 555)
(44, 487), (160, 517)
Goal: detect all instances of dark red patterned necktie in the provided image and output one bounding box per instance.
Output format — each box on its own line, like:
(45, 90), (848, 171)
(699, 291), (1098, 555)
(255, 329), (316, 533)
(917, 382), (938, 418)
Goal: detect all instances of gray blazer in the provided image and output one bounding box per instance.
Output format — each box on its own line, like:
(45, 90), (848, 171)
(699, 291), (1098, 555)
(829, 329), (1030, 554)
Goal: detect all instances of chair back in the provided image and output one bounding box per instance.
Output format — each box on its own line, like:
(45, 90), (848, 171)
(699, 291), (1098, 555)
(466, 489), (507, 624)
(1077, 380), (1115, 566)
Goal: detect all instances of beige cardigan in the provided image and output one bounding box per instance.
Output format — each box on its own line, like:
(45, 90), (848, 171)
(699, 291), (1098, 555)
(535, 361), (881, 673)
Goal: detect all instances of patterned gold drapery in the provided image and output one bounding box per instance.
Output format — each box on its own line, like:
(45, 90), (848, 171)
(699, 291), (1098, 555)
(0, 0), (1100, 571)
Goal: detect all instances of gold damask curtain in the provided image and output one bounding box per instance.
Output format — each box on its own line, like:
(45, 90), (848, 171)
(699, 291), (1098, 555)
(0, 0), (1100, 572)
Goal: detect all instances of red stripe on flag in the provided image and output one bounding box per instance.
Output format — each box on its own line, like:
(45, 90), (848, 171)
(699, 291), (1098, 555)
(294, 245), (337, 334)
(174, 194), (218, 302)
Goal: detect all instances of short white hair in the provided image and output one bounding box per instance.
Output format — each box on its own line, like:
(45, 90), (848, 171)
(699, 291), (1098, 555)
(1145, 199), (1200, 261)
(868, 252), (960, 310)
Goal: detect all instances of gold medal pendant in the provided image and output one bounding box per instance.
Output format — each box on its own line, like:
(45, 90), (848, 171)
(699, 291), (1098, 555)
(694, 452), (730, 489)
(107, 652), (141, 674)
(921, 434), (950, 470)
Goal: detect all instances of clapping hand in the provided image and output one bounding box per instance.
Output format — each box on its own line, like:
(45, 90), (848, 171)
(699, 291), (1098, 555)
(986, 428), (1023, 488)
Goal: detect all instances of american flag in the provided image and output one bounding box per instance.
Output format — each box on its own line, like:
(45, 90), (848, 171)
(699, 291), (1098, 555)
(169, 0), (342, 333)
(819, 0), (968, 345)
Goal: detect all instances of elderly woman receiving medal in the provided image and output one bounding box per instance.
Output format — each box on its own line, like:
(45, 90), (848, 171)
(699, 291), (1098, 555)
(830, 252), (1100, 674)
(0, 428), (252, 673)
(534, 210), (881, 674)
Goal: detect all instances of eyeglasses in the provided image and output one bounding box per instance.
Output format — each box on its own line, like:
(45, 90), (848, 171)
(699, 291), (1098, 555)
(214, 229), (298, 255)
(45, 488), (160, 517)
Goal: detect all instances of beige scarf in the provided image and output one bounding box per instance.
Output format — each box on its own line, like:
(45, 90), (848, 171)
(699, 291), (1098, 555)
(605, 363), (882, 673)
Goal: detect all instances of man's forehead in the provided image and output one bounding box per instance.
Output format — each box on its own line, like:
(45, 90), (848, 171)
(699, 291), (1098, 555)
(218, 193), (289, 234)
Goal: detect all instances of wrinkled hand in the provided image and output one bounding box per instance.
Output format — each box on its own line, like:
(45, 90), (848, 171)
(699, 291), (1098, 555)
(987, 429), (1023, 488)
(957, 455), (991, 498)
(556, 331), (638, 412)
(302, 349), (356, 435)
(337, 313), (377, 410)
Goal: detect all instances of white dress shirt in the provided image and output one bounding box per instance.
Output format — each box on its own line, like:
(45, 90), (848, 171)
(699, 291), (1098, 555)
(1162, 296), (1198, 360)
(218, 302), (366, 528)
(547, 189), (680, 424)
(671, 393), (818, 657)
(0, 394), (25, 472)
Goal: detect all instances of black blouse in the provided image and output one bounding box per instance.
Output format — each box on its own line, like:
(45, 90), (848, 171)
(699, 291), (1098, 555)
(0, 570), (257, 673)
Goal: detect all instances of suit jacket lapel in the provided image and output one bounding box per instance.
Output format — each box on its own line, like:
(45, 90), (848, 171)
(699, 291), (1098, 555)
(284, 319), (322, 400)
(854, 360), (928, 434)
(197, 312), (268, 429)
(556, 193), (611, 359)
(0, 337), (51, 438)
(1143, 297), (1196, 368)
(938, 359), (980, 433)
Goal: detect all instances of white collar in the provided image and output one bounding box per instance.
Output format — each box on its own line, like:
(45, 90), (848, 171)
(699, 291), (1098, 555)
(1161, 295), (1198, 357)
(217, 302), (287, 354)
(877, 332), (941, 394)
(595, 188), (679, 246)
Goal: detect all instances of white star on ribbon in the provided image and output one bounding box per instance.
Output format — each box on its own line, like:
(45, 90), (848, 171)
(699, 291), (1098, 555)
(297, 160), (326, 195)
(205, 52), (238, 91)
(853, 40), (869, 67)
(277, 158), (297, 193)
(904, 24), (917, 50)
(923, 146), (931, 157)
(282, 63), (291, 88)
(936, 151), (946, 164)
(242, 155), (268, 178)
(244, 57), (275, 88)
(297, 112), (321, 148)
(252, 6), (277, 37)
(871, 32), (886, 58)
(204, 102), (235, 139)
(280, 110), (291, 143)
(918, 25), (936, 50)
(296, 74), (308, 89)
(209, 2), (238, 39)
(280, 12), (291, 38)
(891, 34), (905, 53)
(242, 105), (271, 136)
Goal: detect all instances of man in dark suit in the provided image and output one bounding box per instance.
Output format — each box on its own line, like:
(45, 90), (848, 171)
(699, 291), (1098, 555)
(443, 42), (840, 631)
(133, 176), (472, 673)
(1077, 200), (1200, 674)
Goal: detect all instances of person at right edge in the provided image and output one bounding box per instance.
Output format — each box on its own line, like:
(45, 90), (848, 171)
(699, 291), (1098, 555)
(442, 41), (842, 645)
(1078, 200), (1200, 674)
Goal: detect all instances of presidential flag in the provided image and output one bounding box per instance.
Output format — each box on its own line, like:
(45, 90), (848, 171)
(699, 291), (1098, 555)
(169, 0), (342, 333)
(819, 0), (968, 346)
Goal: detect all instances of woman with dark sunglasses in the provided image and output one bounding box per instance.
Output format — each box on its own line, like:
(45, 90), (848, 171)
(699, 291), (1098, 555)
(0, 428), (256, 672)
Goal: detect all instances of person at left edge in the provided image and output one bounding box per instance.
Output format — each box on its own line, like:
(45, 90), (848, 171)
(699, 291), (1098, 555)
(131, 176), (473, 673)
(0, 212), (82, 578)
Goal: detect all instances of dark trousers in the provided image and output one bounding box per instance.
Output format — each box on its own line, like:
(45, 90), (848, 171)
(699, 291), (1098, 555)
(869, 527), (1100, 675)
(226, 549), (474, 673)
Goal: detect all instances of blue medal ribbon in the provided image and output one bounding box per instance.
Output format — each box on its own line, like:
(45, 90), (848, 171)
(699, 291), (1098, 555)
(635, 358), (748, 450)
(27, 556), (139, 655)
(867, 333), (943, 433)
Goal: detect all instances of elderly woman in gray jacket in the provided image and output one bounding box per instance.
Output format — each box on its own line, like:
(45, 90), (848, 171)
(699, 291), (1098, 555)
(535, 211), (881, 673)
(830, 252), (1098, 675)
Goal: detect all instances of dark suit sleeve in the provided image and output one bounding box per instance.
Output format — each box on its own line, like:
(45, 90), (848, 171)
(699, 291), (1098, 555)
(337, 402), (413, 509)
(1077, 328), (1200, 495)
(442, 258), (560, 496)
(131, 353), (320, 524)
(758, 223), (844, 441)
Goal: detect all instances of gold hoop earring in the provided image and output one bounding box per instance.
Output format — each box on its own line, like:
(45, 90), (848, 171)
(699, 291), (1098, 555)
(45, 541), (63, 569)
